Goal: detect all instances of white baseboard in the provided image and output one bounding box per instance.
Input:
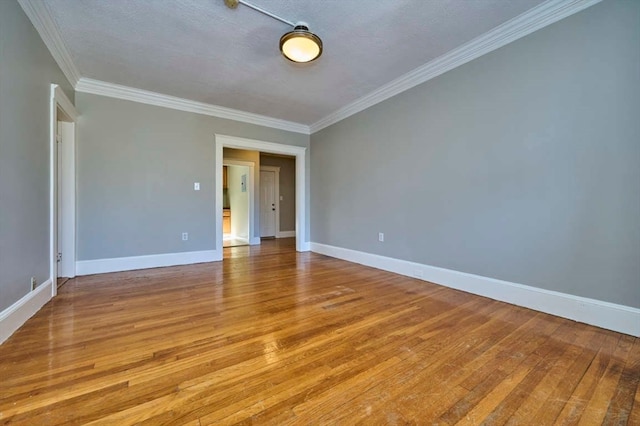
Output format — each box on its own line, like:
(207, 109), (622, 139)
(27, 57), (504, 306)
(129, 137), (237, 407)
(277, 231), (296, 238)
(0, 279), (53, 344)
(250, 237), (261, 246)
(76, 250), (221, 276)
(310, 242), (640, 337)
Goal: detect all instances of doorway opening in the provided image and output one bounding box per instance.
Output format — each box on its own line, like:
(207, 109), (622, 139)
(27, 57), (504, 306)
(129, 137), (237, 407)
(56, 107), (73, 288)
(260, 166), (278, 239)
(215, 135), (307, 259)
(259, 153), (297, 241)
(222, 161), (253, 247)
(51, 85), (78, 296)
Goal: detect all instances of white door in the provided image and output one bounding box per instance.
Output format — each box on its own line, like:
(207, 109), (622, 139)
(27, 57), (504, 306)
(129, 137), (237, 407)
(260, 170), (276, 237)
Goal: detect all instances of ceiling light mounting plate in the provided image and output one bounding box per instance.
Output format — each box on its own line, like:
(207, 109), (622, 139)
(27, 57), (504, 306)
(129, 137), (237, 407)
(224, 0), (239, 9)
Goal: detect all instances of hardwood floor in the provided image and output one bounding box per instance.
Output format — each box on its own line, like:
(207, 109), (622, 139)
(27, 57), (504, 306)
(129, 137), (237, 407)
(1, 238), (638, 425)
(222, 237), (249, 248)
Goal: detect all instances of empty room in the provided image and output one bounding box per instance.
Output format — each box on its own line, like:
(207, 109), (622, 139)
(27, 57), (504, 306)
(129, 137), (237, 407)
(0, 0), (638, 424)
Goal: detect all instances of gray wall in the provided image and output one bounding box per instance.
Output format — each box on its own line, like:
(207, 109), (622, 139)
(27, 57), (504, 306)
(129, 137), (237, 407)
(261, 154), (296, 232)
(76, 93), (308, 261)
(0, 1), (75, 311)
(311, 0), (640, 307)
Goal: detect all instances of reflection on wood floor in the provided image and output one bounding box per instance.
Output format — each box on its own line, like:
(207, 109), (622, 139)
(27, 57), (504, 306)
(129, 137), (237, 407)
(1, 238), (638, 424)
(222, 236), (249, 248)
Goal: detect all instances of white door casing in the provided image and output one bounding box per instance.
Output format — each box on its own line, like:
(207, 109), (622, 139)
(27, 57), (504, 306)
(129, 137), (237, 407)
(214, 134), (308, 257)
(51, 85), (78, 295)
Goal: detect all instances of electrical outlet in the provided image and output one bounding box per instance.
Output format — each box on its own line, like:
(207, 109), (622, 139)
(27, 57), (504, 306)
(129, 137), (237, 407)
(378, 232), (384, 242)
(182, 232), (189, 241)
(30, 277), (37, 291)
(194, 182), (200, 191)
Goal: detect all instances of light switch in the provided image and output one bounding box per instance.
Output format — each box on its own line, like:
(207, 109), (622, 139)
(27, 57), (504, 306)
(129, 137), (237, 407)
(194, 182), (200, 191)
(280, 195), (283, 201)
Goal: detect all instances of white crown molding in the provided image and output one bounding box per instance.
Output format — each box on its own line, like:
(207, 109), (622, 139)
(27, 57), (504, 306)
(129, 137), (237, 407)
(75, 78), (311, 135)
(311, 243), (640, 337)
(310, 0), (602, 133)
(17, 0), (310, 135)
(19, 0), (599, 136)
(17, 0), (81, 87)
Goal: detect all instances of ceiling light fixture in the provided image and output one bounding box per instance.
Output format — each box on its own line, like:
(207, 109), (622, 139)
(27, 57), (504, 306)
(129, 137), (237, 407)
(224, 0), (323, 63)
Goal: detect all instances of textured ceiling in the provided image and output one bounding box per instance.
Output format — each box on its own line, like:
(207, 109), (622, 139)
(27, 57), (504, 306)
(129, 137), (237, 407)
(44, 0), (545, 125)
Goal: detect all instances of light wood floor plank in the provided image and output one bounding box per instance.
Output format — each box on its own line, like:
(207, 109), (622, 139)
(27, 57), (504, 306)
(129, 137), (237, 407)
(0, 238), (637, 424)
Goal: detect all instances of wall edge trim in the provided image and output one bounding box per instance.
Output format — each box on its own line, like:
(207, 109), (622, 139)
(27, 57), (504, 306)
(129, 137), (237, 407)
(309, 0), (602, 133)
(310, 242), (639, 337)
(0, 279), (53, 344)
(277, 231), (296, 238)
(75, 78), (311, 134)
(76, 250), (222, 276)
(17, 0), (80, 86)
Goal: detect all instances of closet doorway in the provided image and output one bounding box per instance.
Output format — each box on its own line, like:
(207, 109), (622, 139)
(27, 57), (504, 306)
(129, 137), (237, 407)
(222, 160), (254, 247)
